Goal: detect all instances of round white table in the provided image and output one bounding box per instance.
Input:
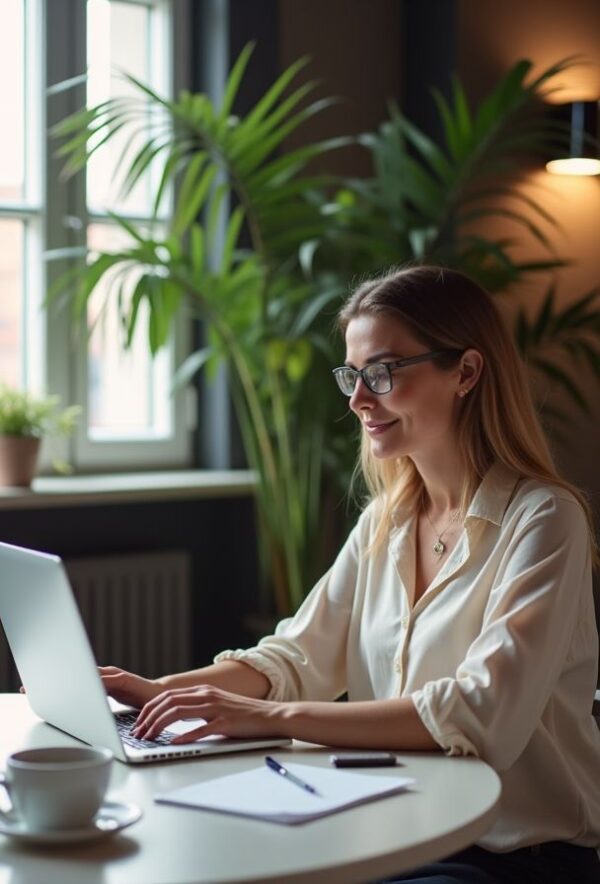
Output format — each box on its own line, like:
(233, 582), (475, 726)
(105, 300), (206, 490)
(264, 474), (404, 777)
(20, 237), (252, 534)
(0, 695), (500, 884)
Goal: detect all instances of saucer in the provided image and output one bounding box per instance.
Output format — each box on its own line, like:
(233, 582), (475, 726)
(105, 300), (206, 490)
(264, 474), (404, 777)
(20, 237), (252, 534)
(0, 800), (142, 846)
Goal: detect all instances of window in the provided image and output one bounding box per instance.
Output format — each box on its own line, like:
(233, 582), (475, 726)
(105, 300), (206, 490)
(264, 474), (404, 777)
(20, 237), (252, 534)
(0, 0), (43, 394)
(1, 0), (193, 471)
(85, 0), (174, 445)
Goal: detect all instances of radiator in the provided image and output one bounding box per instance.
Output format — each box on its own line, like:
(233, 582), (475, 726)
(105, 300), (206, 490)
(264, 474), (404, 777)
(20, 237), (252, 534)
(0, 550), (192, 691)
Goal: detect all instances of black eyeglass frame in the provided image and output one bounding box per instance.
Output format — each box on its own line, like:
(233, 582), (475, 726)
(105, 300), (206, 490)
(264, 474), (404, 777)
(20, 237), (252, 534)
(332, 348), (465, 396)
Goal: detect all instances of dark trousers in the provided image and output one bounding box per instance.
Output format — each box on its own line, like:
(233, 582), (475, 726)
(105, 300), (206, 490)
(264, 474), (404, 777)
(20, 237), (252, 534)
(379, 841), (600, 884)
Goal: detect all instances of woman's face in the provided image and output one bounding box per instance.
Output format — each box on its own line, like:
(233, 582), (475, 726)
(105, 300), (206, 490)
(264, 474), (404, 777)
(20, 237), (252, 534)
(344, 313), (464, 462)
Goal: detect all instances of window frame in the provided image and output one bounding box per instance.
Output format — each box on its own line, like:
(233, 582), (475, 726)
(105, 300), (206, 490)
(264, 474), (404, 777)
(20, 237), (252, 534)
(0, 0), (45, 394)
(40, 0), (193, 473)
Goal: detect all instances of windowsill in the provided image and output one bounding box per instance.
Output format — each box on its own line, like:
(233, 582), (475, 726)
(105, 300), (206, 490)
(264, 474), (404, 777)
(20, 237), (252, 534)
(0, 470), (257, 510)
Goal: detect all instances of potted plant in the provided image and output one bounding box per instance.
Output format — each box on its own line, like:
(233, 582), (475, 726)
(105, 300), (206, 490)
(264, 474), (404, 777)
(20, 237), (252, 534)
(0, 385), (81, 487)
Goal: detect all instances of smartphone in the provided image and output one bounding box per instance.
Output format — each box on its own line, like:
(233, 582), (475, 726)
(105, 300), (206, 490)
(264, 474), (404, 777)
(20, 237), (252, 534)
(329, 752), (400, 768)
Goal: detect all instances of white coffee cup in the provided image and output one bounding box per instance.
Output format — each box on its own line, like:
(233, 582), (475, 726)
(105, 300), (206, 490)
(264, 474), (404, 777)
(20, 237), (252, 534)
(0, 746), (113, 831)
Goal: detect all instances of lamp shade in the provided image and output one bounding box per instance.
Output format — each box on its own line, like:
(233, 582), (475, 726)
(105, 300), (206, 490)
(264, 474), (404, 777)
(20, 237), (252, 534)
(546, 100), (600, 176)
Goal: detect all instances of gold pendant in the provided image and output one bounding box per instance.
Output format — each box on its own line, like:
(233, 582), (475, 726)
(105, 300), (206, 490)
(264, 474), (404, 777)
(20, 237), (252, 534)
(433, 539), (446, 556)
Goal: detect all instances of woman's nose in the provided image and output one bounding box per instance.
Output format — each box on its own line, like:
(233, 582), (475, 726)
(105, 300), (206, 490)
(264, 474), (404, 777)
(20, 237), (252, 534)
(349, 377), (375, 413)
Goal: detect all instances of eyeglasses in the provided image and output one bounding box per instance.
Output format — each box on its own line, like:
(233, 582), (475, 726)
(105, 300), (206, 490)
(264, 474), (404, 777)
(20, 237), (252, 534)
(332, 349), (464, 396)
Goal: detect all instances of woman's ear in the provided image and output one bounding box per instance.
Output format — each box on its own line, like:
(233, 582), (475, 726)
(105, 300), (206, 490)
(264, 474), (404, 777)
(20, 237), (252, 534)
(457, 349), (484, 396)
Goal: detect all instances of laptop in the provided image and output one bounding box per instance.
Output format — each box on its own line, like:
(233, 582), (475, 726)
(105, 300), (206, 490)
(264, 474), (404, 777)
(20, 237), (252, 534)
(0, 541), (291, 763)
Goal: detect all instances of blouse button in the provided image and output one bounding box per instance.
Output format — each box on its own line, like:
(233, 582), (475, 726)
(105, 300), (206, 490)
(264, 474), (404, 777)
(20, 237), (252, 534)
(401, 616), (409, 628)
(394, 659), (402, 673)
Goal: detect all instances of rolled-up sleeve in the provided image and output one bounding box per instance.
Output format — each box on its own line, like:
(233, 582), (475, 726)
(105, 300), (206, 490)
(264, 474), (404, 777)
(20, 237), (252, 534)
(412, 494), (591, 770)
(215, 511), (366, 702)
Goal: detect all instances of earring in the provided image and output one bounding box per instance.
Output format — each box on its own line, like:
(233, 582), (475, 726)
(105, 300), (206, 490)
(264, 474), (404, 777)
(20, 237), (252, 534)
(458, 389), (469, 398)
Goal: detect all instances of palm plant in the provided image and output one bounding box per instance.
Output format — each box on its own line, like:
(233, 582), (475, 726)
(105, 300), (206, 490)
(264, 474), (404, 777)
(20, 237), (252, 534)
(51, 44), (352, 617)
(321, 60), (570, 282)
(316, 58), (600, 421)
(515, 287), (600, 431)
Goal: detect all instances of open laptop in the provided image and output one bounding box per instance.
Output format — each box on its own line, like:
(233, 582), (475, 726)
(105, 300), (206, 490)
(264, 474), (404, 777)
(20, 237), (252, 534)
(0, 541), (291, 763)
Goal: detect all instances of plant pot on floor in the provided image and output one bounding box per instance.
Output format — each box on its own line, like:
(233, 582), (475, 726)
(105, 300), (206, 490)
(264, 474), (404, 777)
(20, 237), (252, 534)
(0, 436), (41, 488)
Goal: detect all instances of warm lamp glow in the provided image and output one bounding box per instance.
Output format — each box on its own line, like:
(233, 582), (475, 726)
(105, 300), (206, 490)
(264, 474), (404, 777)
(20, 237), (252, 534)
(546, 158), (600, 176)
(544, 100), (599, 176)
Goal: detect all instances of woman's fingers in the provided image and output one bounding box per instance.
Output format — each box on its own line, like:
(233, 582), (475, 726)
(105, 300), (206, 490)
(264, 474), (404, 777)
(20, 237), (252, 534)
(132, 685), (278, 742)
(137, 704), (208, 741)
(98, 665), (161, 708)
(99, 668), (132, 699)
(135, 688), (210, 737)
(98, 666), (127, 691)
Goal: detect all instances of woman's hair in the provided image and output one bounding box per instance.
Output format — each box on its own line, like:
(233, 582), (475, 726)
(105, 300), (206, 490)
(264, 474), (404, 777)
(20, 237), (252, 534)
(338, 265), (597, 556)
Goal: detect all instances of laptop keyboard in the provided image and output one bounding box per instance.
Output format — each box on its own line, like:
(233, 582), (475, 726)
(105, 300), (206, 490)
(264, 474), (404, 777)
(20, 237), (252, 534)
(115, 712), (175, 749)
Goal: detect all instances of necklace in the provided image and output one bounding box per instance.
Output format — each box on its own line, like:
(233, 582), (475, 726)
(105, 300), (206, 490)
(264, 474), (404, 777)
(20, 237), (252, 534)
(423, 505), (460, 557)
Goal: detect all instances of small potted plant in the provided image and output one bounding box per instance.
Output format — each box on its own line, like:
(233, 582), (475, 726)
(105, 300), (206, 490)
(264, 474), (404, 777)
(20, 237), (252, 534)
(0, 385), (81, 487)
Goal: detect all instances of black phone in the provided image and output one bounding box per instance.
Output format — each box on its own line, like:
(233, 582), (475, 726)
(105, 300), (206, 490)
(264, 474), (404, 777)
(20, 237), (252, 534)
(329, 752), (400, 768)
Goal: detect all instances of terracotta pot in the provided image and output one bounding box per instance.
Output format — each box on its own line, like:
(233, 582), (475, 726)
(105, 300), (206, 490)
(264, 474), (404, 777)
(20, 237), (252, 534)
(0, 436), (42, 488)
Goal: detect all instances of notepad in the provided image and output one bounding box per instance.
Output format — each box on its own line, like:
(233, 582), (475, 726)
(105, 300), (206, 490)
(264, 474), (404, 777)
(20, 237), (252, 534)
(155, 761), (415, 825)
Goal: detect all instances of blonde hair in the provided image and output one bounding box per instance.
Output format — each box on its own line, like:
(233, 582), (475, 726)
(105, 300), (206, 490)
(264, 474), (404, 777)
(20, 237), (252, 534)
(338, 265), (597, 558)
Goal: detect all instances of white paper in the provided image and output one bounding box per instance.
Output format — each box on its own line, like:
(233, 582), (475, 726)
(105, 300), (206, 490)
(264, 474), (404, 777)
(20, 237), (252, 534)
(155, 761), (415, 825)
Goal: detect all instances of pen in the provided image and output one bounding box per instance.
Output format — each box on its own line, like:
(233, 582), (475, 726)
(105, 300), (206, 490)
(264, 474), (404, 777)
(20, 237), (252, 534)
(265, 756), (321, 796)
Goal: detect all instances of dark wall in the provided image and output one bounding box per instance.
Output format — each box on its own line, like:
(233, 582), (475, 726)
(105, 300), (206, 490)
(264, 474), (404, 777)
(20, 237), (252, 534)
(0, 496), (260, 667)
(401, 0), (457, 143)
(279, 0), (402, 178)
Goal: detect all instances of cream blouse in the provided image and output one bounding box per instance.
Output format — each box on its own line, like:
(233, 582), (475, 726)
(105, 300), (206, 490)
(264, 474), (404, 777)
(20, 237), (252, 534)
(215, 463), (600, 850)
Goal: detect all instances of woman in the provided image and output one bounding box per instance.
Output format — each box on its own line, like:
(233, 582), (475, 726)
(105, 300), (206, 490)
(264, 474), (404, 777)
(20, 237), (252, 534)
(102, 267), (600, 883)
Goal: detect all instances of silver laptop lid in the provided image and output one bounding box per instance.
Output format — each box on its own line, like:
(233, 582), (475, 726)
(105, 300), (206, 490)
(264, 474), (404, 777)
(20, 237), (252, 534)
(0, 541), (127, 760)
(0, 541), (291, 763)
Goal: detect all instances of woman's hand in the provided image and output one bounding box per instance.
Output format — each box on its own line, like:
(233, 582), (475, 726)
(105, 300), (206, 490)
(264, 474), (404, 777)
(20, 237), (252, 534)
(99, 666), (163, 709)
(132, 685), (287, 743)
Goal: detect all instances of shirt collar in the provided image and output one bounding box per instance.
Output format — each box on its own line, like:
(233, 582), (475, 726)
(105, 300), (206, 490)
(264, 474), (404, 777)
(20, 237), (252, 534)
(466, 461), (521, 526)
(387, 461), (520, 550)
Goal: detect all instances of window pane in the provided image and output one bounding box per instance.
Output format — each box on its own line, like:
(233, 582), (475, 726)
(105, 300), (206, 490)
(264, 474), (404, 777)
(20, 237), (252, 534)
(0, 219), (24, 389)
(87, 222), (170, 438)
(86, 0), (154, 216)
(0, 0), (24, 202)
